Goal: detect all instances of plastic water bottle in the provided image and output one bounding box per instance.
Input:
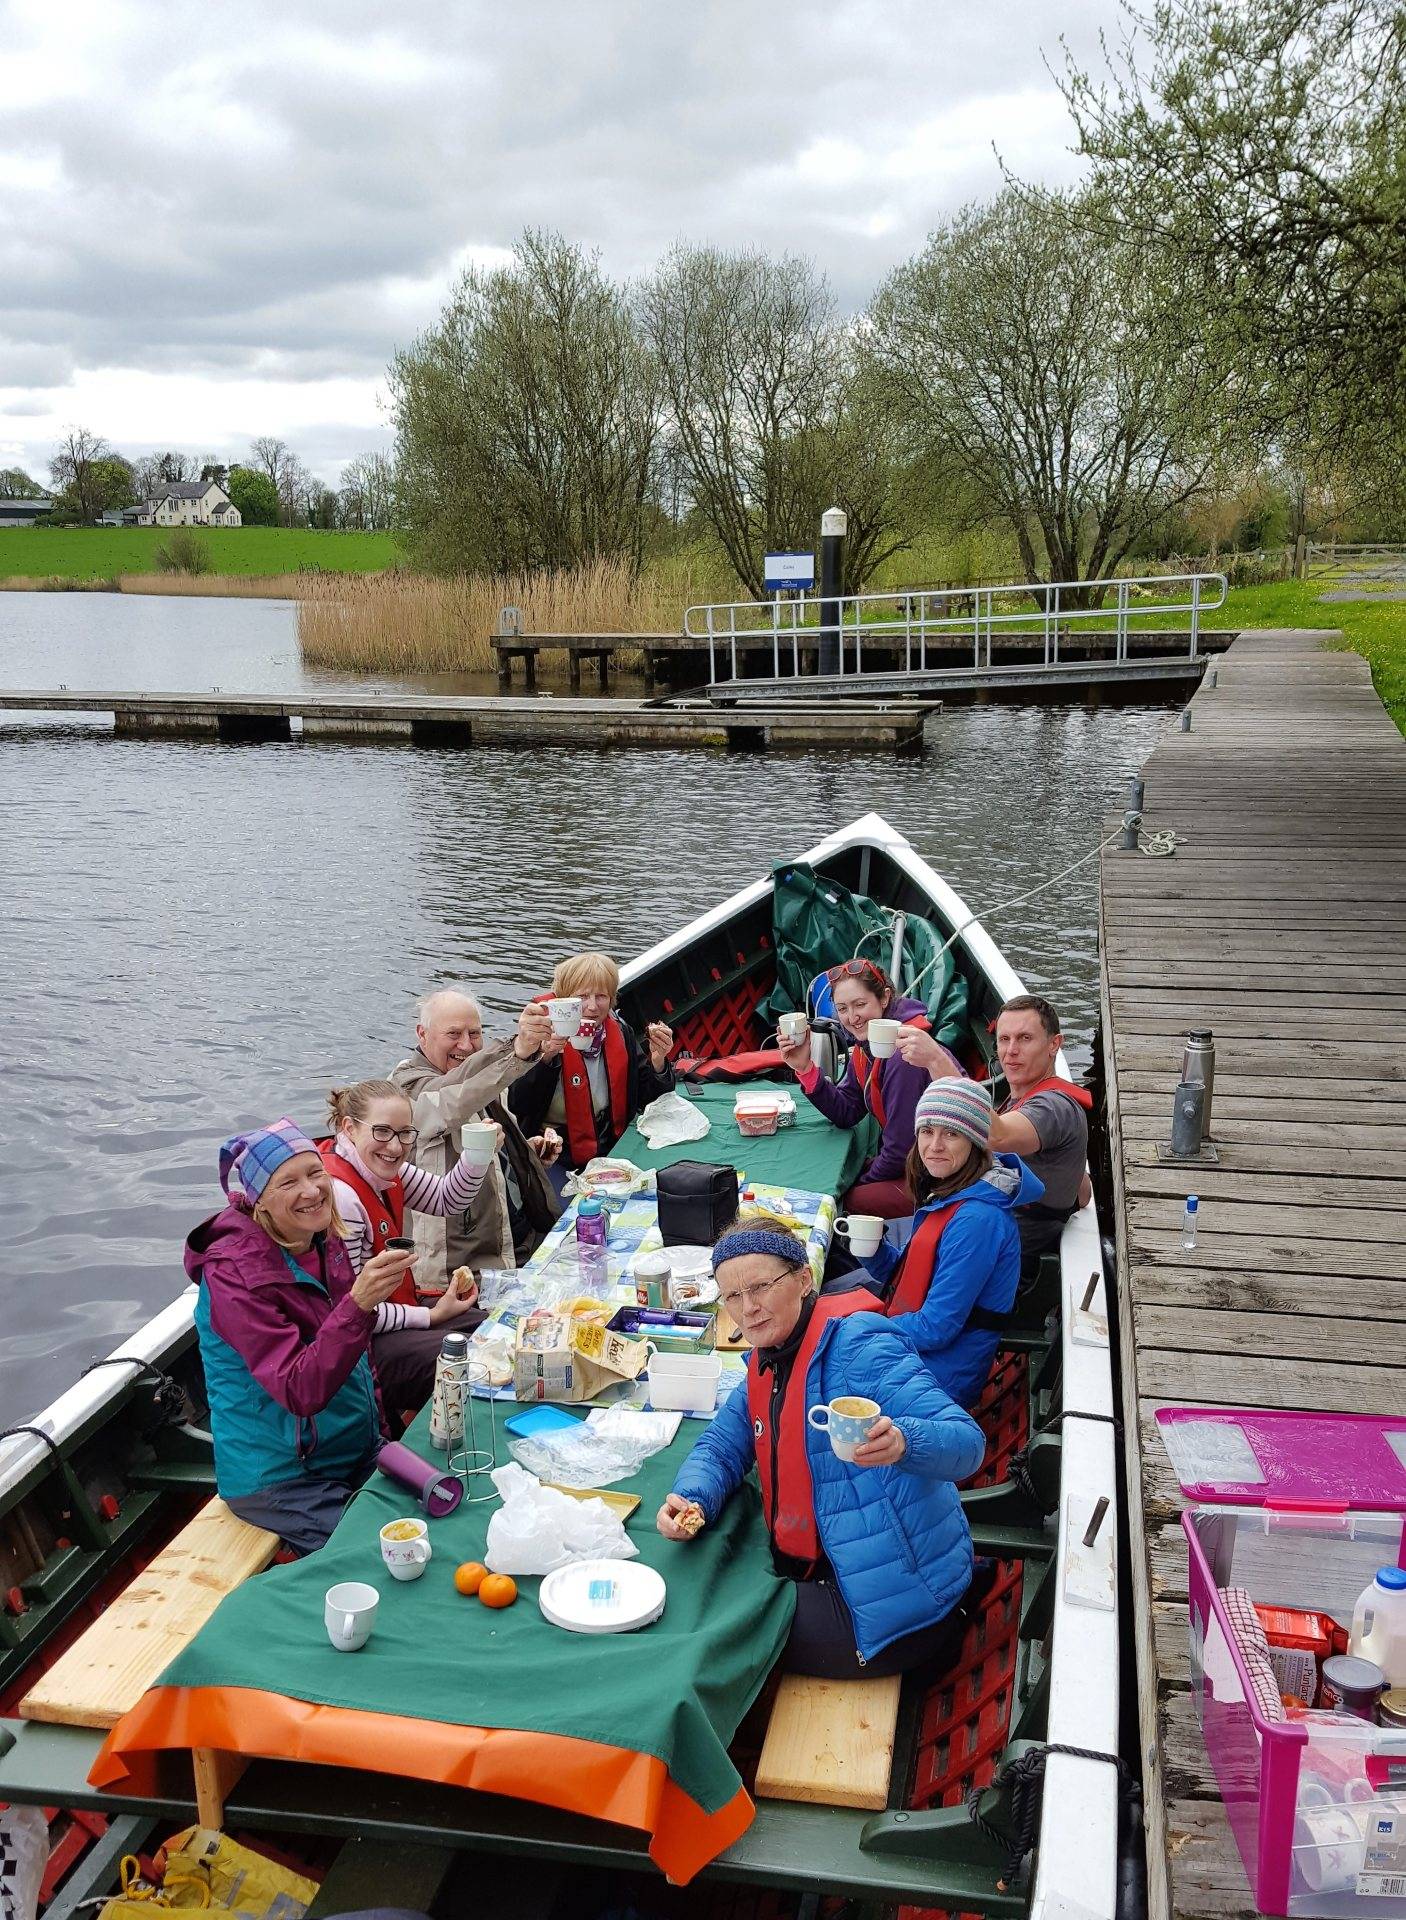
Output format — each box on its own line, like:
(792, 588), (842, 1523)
(1350, 1567), (1406, 1685)
(1180, 1195), (1199, 1249)
(575, 1195), (609, 1292)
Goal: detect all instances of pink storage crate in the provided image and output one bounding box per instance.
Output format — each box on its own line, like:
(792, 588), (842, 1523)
(1177, 1409), (1406, 1918)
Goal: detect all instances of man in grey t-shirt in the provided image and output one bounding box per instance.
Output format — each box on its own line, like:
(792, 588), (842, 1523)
(988, 995), (1092, 1273)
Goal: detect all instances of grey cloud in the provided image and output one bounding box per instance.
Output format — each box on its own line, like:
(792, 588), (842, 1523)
(2, 0), (1115, 465)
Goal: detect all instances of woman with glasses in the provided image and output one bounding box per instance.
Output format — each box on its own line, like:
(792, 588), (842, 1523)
(657, 1218), (986, 1679)
(320, 1080), (493, 1408)
(775, 959), (964, 1221)
(188, 1119), (424, 1555)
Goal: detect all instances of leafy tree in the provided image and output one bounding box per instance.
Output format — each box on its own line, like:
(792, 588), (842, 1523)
(226, 466), (279, 526)
(640, 245), (907, 594)
(306, 480), (340, 529)
(199, 460), (228, 489)
(865, 189), (1218, 590)
(0, 467), (45, 498)
(391, 228), (662, 572)
(1059, 0), (1406, 449)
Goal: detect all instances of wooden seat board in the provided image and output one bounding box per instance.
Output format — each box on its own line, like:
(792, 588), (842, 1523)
(755, 1672), (902, 1811)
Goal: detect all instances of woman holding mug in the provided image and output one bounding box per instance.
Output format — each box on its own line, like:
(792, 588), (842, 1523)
(657, 1217), (985, 1679)
(509, 952), (676, 1176)
(860, 1081), (1041, 1408)
(188, 1119), (413, 1556)
(776, 959), (964, 1219)
(320, 1079), (496, 1409)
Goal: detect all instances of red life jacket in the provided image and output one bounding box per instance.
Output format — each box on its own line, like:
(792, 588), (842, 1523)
(676, 1049), (786, 1083)
(884, 1197), (1013, 1336)
(557, 1016), (631, 1166)
(748, 1289), (882, 1570)
(1000, 1077), (1094, 1115)
(317, 1142), (416, 1308)
(851, 1012), (932, 1129)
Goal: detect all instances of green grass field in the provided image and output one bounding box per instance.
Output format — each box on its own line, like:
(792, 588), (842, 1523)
(0, 525), (402, 580)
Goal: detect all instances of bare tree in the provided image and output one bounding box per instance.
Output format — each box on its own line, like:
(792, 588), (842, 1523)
(249, 437), (310, 525)
(339, 451), (398, 530)
(640, 246), (907, 595)
(866, 189), (1218, 591)
(391, 229), (661, 572)
(49, 427), (112, 522)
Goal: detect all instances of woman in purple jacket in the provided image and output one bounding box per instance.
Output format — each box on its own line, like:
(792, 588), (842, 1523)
(775, 960), (964, 1219)
(188, 1118), (417, 1555)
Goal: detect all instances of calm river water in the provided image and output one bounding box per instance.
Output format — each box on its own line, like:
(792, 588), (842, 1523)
(0, 591), (1173, 1419)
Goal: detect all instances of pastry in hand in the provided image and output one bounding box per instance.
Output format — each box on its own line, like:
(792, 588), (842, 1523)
(675, 1500), (706, 1538)
(450, 1266), (478, 1300)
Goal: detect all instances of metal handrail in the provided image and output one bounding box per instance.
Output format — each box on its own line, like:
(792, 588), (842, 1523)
(684, 571), (1228, 682)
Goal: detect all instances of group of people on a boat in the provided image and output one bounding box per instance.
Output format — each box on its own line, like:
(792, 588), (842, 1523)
(187, 949), (1089, 1680)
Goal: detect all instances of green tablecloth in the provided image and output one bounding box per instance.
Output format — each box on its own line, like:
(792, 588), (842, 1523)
(93, 1406), (794, 1880)
(615, 1078), (873, 1196)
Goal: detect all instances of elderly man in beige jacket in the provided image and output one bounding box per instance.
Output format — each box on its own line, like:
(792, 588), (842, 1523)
(391, 989), (567, 1287)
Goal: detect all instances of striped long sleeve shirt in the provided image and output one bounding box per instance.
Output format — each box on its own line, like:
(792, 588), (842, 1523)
(328, 1137), (489, 1332)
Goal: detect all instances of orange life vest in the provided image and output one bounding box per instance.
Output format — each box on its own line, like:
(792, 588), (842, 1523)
(1000, 1077), (1094, 1115)
(850, 1011), (932, 1129)
(748, 1289), (881, 1570)
(317, 1142), (416, 1308)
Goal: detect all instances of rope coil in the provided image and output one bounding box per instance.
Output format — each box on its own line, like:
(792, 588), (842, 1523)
(967, 1741), (1135, 1889)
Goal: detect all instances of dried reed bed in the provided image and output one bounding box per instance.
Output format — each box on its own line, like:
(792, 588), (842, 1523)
(0, 572), (318, 598)
(297, 556), (735, 676)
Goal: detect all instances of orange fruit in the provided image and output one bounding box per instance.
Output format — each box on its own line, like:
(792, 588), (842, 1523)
(478, 1573), (518, 1609)
(454, 1561), (488, 1596)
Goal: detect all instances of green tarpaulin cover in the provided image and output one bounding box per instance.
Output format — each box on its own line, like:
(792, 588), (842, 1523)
(760, 860), (970, 1049)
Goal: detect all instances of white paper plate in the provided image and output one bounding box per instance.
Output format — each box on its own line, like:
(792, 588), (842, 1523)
(538, 1558), (667, 1634)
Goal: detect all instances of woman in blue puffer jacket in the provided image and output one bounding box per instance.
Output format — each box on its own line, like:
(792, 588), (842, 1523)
(658, 1218), (986, 1679)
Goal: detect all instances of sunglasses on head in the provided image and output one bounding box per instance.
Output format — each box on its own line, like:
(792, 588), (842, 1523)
(827, 959), (887, 989)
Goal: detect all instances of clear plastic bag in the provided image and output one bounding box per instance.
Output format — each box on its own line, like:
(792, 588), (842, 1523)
(636, 1090), (711, 1148)
(508, 1410), (673, 1488)
(0, 1806), (48, 1920)
(484, 1463), (639, 1574)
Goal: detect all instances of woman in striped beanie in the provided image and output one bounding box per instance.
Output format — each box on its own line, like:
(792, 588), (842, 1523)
(857, 1080), (1045, 1408)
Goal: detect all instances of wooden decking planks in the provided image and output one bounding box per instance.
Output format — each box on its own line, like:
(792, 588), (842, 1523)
(1098, 631), (1406, 1920)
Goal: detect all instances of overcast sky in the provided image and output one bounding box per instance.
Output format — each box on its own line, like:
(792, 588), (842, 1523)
(1, 0), (1121, 488)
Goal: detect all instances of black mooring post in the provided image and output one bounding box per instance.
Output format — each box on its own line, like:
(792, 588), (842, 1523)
(818, 505), (846, 677)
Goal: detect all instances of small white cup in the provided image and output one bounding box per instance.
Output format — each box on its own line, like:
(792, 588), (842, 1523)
(866, 1018), (902, 1058)
(835, 1213), (885, 1258)
(1294, 1804), (1367, 1895)
(379, 1517), (432, 1582)
(325, 1580), (379, 1652)
(459, 1120), (499, 1169)
(547, 996), (583, 1038)
(778, 1011), (810, 1045)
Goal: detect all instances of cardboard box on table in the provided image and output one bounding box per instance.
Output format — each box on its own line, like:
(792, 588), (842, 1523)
(1161, 1408), (1406, 1917)
(513, 1312), (649, 1405)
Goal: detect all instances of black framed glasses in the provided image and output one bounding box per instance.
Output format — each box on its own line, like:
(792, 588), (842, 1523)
(369, 1124), (419, 1147)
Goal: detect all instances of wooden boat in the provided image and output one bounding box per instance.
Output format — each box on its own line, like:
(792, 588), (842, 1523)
(0, 811), (1122, 1920)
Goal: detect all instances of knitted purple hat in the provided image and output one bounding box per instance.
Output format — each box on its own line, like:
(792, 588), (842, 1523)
(914, 1079), (994, 1149)
(219, 1118), (321, 1202)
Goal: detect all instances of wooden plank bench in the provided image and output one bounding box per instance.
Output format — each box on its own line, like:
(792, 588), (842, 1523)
(756, 1673), (902, 1811)
(19, 1496), (277, 1827)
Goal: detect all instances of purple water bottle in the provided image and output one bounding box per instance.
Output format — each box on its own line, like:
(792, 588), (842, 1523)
(576, 1194), (608, 1291)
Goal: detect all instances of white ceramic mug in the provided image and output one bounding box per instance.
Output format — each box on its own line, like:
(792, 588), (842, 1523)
(778, 1011), (810, 1045)
(866, 1018), (901, 1059)
(459, 1120), (499, 1169)
(547, 996), (583, 1038)
(835, 1213), (885, 1258)
(379, 1516), (432, 1582)
(325, 1580), (379, 1652)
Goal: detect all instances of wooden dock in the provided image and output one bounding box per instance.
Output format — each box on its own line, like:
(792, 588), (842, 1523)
(0, 687), (937, 755)
(712, 652), (1211, 705)
(1098, 630), (1406, 1920)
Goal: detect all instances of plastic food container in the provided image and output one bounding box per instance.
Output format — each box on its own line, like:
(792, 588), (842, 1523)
(647, 1350), (721, 1415)
(734, 1095), (783, 1136)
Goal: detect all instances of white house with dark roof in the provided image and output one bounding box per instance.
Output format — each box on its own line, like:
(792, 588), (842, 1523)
(126, 481), (241, 528)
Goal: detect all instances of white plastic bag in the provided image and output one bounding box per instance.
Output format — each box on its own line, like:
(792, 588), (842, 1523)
(636, 1091), (710, 1149)
(0, 1805), (47, 1920)
(484, 1462), (639, 1574)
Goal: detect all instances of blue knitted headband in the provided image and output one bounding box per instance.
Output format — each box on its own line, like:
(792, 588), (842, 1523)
(711, 1227), (809, 1274)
